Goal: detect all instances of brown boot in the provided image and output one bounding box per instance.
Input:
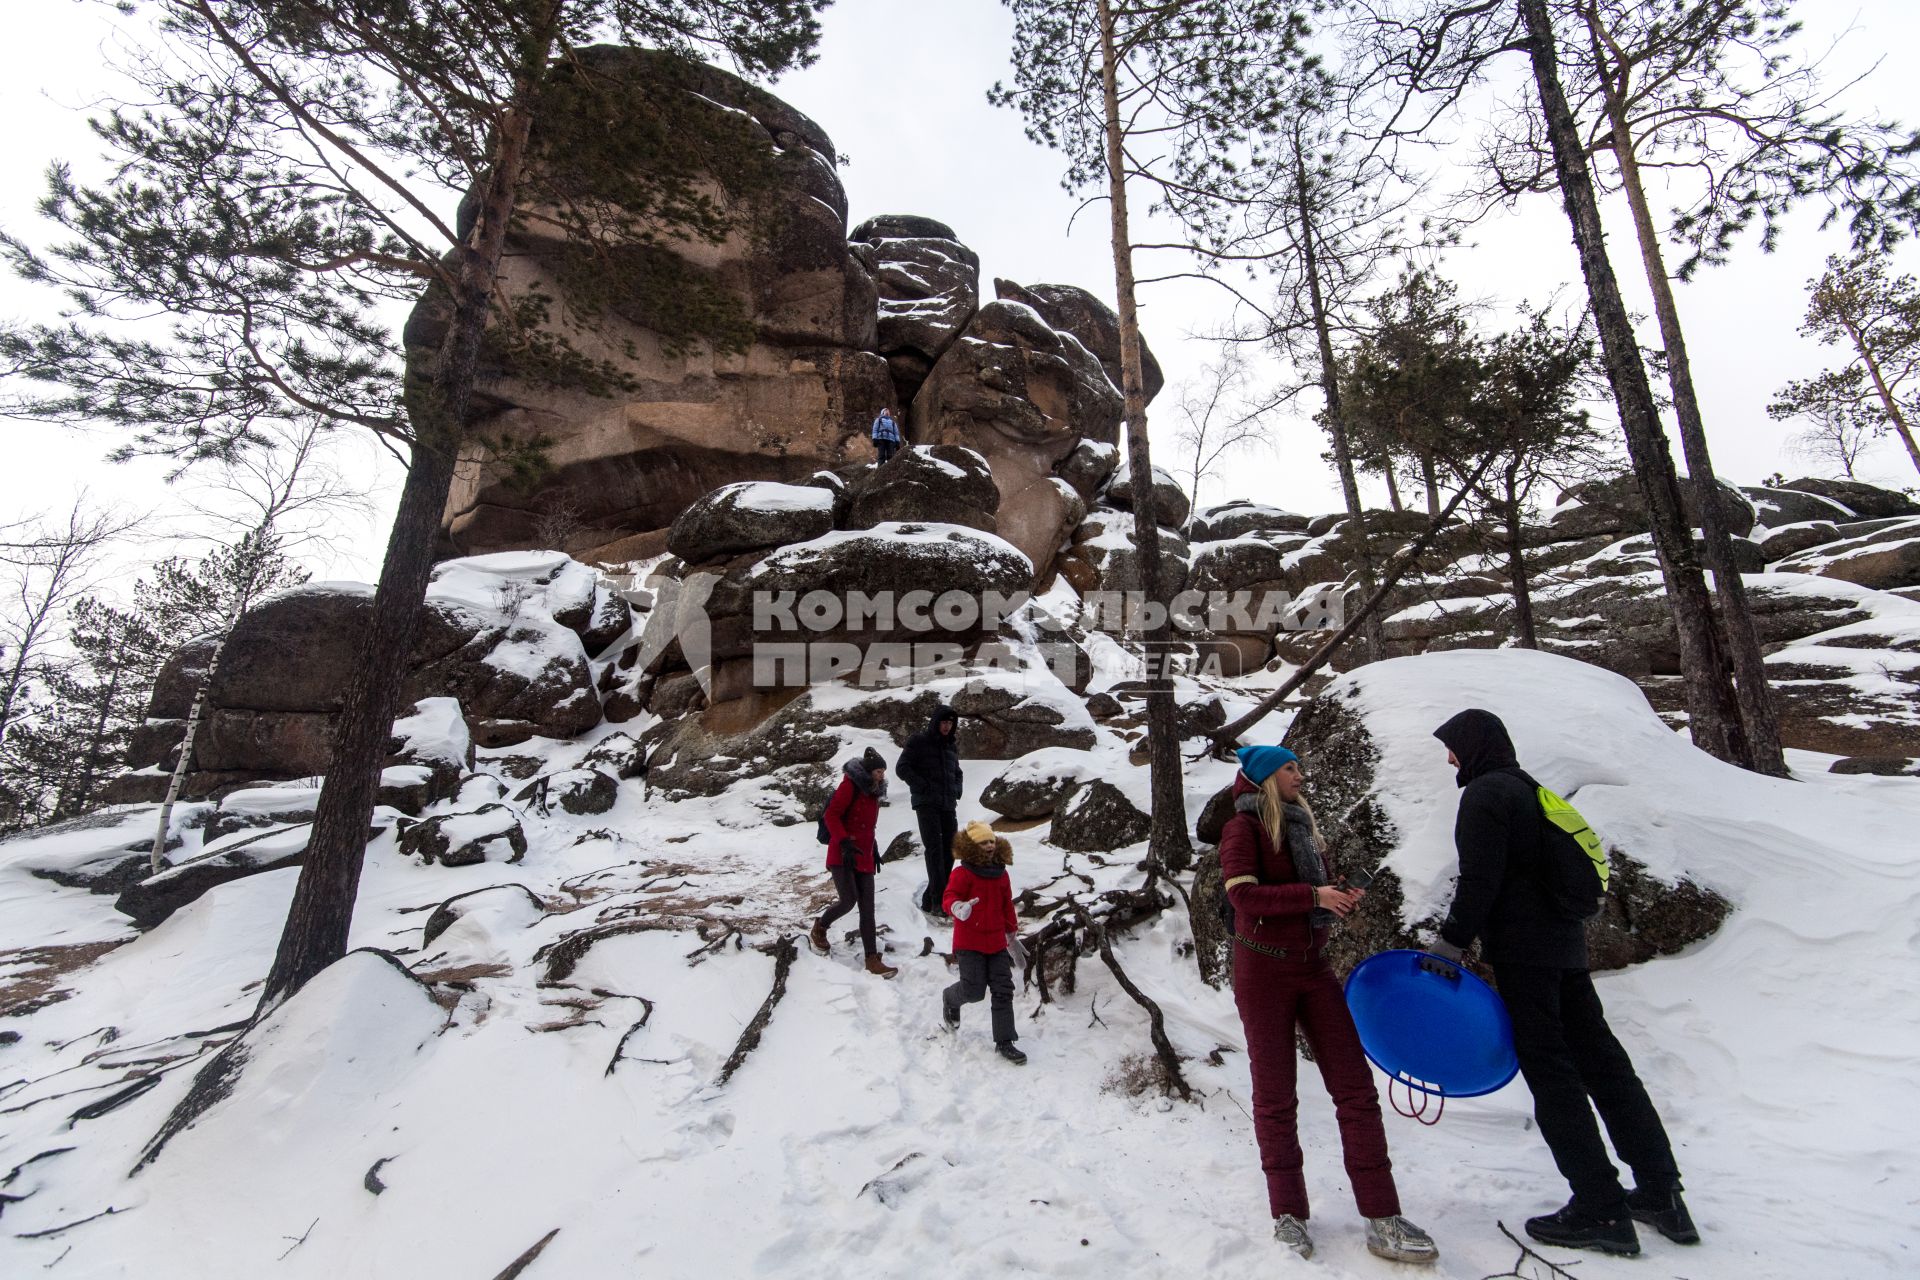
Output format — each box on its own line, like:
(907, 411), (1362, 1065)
(808, 920), (829, 955)
(864, 953), (898, 979)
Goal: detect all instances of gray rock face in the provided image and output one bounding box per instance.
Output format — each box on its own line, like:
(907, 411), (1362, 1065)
(843, 444), (1000, 535)
(667, 481), (838, 565)
(116, 825), (313, 929)
(1774, 517), (1920, 590)
(580, 731), (649, 780)
(399, 804), (528, 867)
(913, 299), (1126, 581)
(1744, 485), (1854, 527)
(1755, 520), (1843, 560)
(992, 278), (1164, 404)
(1053, 440), (1120, 504)
(517, 767), (618, 815)
(1048, 780), (1151, 853)
(978, 748), (1096, 820)
(1055, 509), (1190, 599)
(850, 217), (980, 405)
(1551, 474), (1757, 540)
(421, 883), (546, 950)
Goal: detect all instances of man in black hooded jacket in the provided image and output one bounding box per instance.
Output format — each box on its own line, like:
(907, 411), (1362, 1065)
(1427, 708), (1696, 1257)
(895, 703), (963, 916)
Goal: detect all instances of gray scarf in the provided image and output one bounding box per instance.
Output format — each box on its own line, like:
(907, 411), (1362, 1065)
(1236, 793), (1334, 929)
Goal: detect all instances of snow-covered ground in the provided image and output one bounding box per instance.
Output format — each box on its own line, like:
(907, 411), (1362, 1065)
(2, 651), (1917, 1278)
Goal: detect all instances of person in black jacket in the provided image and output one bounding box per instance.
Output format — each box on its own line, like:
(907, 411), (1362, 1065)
(1426, 709), (1697, 1257)
(895, 703), (962, 916)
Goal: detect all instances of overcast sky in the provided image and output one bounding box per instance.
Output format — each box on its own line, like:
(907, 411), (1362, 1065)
(4, 0), (1918, 586)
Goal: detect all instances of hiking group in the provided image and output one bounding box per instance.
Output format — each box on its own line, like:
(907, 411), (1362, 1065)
(807, 702), (1698, 1266)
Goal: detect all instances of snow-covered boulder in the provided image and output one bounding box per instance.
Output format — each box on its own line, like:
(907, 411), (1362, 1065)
(579, 731), (648, 780)
(1743, 483), (1855, 527)
(515, 767), (618, 816)
(992, 277), (1166, 405)
(419, 882), (547, 952)
(1048, 779), (1150, 853)
(116, 824), (313, 928)
(1055, 509), (1189, 598)
(1780, 475), (1920, 520)
(1754, 519), (1843, 561)
(5, 807), (161, 895)
(1188, 499), (1311, 542)
(398, 804), (528, 867)
(1773, 516), (1920, 590)
(849, 215), (979, 403)
(979, 747), (1097, 820)
(1053, 438), (1119, 504)
(1265, 650), (1732, 976)
(666, 481), (837, 565)
(843, 444), (999, 535)
(385, 696), (474, 806)
(1104, 460), (1192, 531)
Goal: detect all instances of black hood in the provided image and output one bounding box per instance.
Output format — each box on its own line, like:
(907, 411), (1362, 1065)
(924, 704), (959, 739)
(1433, 708), (1518, 788)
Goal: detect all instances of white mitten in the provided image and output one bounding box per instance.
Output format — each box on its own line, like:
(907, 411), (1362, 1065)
(1006, 933), (1029, 967)
(952, 897), (978, 921)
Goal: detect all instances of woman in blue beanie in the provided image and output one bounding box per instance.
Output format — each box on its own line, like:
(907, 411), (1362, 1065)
(1220, 744), (1438, 1266)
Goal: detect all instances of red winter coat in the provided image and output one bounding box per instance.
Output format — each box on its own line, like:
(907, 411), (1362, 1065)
(944, 862), (1016, 954)
(823, 774), (880, 873)
(1218, 773), (1329, 956)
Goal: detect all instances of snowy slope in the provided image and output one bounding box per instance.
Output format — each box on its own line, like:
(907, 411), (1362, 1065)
(2, 652), (1917, 1278)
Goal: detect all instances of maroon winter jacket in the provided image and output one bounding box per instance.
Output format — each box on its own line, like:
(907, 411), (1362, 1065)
(823, 773), (880, 873)
(1218, 773), (1330, 955)
(943, 863), (1016, 954)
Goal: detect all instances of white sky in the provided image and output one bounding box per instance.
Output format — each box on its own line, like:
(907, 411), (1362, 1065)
(3, 0), (1918, 588)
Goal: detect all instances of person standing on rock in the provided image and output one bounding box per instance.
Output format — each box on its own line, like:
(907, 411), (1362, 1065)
(1221, 744), (1439, 1266)
(870, 406), (902, 465)
(1426, 709), (1695, 1257)
(941, 821), (1026, 1065)
(894, 704), (963, 919)
(810, 747), (898, 978)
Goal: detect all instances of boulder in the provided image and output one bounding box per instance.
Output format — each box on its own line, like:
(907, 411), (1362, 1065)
(1054, 440), (1120, 504)
(1048, 780), (1151, 852)
(1550, 474), (1756, 540)
(579, 731), (649, 780)
(1755, 520), (1843, 561)
(992, 278), (1165, 404)
(516, 767), (618, 815)
(1783, 477), (1920, 520)
(147, 635), (219, 719)
(428, 47), (891, 559)
(116, 824), (312, 929)
(1773, 517), (1920, 590)
(1828, 756), (1920, 776)
(386, 696), (474, 807)
(421, 883), (547, 951)
(850, 216), (980, 404)
(842, 444), (1000, 535)
(398, 804), (528, 867)
(1055, 510), (1189, 599)
(1104, 461), (1192, 531)
(1194, 784), (1236, 846)
(912, 299), (1125, 580)
(1766, 616), (1920, 756)
(1189, 500), (1312, 541)
(978, 747), (1097, 820)
(1742, 485), (1854, 527)
(666, 481), (837, 564)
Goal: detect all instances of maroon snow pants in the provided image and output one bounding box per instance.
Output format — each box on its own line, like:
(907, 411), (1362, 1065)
(1232, 945), (1400, 1220)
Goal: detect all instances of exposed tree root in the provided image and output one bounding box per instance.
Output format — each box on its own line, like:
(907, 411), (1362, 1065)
(1072, 901), (1192, 1101)
(603, 998), (657, 1077)
(490, 1227), (561, 1280)
(714, 936), (797, 1087)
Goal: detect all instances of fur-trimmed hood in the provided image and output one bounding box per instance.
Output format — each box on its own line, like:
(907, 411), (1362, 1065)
(953, 829), (1014, 868)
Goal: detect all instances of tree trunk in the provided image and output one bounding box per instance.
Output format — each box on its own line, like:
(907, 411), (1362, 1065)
(1502, 475), (1538, 649)
(1840, 313), (1920, 478)
(1097, 0), (1191, 873)
(257, 41), (550, 1011)
(1421, 452), (1440, 518)
(1517, 0), (1746, 766)
(1605, 84), (1787, 776)
(1382, 464), (1404, 512)
(1293, 129), (1385, 665)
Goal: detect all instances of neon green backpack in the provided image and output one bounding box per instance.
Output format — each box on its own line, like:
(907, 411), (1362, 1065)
(1535, 785), (1609, 919)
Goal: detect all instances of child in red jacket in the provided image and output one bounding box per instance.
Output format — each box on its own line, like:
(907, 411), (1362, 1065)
(940, 821), (1026, 1064)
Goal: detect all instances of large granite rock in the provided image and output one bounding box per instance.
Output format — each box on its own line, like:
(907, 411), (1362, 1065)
(1773, 517), (1920, 590)
(992, 278), (1164, 404)
(427, 46), (891, 560)
(912, 299), (1125, 581)
(1549, 474), (1757, 540)
(1189, 500), (1312, 541)
(667, 481), (837, 564)
(1105, 461), (1192, 531)
(1782, 477), (1920, 520)
(850, 215), (979, 406)
(1055, 509), (1190, 599)
(842, 444), (1000, 535)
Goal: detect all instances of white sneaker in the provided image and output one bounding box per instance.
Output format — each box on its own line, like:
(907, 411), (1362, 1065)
(1273, 1214), (1314, 1260)
(1366, 1215), (1439, 1264)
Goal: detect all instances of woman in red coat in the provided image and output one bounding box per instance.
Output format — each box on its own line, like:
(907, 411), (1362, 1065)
(940, 821), (1025, 1064)
(808, 748), (897, 978)
(1222, 744), (1437, 1265)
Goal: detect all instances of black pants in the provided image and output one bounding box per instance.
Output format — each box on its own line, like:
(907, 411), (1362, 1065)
(916, 805), (957, 913)
(875, 438), (898, 465)
(944, 949), (1017, 1044)
(1494, 963), (1680, 1212)
(818, 861), (876, 957)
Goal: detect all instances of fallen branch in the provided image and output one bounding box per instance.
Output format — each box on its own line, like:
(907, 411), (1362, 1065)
(713, 936), (797, 1087)
(490, 1227), (560, 1280)
(278, 1217), (318, 1260)
(1480, 1221), (1583, 1280)
(603, 998), (658, 1076)
(1204, 451), (1497, 753)
(1072, 901), (1192, 1101)
(13, 1204), (123, 1238)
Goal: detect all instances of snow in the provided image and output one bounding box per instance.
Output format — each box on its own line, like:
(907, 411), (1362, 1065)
(750, 521), (1035, 578)
(390, 696), (472, 770)
(711, 480), (837, 516)
(3, 648), (1919, 1279)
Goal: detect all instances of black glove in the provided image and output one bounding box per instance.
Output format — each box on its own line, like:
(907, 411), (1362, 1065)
(838, 838), (861, 863)
(1418, 938), (1464, 977)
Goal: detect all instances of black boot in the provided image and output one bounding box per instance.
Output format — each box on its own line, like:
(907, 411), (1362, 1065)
(1627, 1185), (1699, 1244)
(942, 1001), (960, 1031)
(995, 1041), (1027, 1065)
(1524, 1201), (1640, 1256)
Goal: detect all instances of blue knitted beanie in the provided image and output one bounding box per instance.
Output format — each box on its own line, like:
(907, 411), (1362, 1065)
(1235, 744), (1299, 785)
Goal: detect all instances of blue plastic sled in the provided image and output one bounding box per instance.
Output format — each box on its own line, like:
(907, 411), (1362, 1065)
(1343, 949), (1519, 1123)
